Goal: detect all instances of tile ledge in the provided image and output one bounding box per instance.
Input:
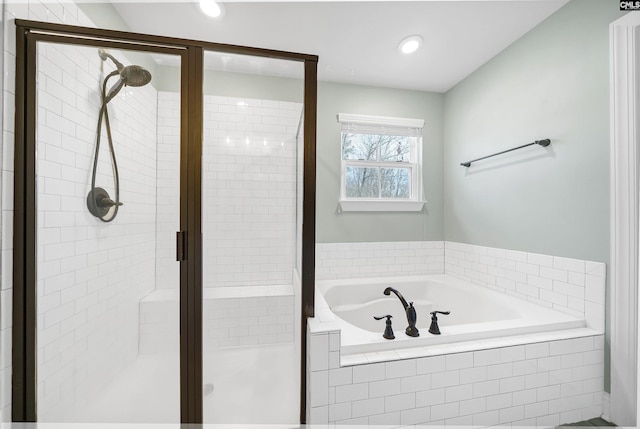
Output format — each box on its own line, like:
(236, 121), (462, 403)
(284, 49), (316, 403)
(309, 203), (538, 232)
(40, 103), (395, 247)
(340, 327), (603, 367)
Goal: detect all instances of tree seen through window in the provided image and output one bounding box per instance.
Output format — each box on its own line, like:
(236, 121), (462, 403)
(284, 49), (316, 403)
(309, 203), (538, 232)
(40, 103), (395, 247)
(342, 133), (411, 198)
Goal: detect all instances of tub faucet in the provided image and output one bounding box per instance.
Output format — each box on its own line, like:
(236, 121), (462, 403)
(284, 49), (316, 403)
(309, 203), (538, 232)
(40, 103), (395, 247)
(383, 287), (419, 337)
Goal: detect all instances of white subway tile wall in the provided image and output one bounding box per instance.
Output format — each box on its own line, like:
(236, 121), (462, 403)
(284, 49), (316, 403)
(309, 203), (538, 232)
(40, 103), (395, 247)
(444, 242), (606, 331)
(1, 2), (109, 421)
(155, 93), (303, 289)
(0, 0), (129, 421)
(202, 96), (302, 288)
(154, 91), (180, 289)
(308, 328), (604, 427)
(316, 241), (445, 281)
(205, 294), (295, 347)
(148, 93), (302, 350)
(35, 39), (159, 420)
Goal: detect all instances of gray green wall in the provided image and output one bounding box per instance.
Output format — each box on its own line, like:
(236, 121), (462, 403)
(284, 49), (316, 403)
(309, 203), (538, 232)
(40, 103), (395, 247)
(443, 0), (627, 392)
(443, 0), (622, 263)
(316, 81), (444, 243)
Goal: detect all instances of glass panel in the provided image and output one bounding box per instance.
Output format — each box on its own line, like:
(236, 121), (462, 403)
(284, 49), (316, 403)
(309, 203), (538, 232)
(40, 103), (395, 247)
(202, 50), (303, 424)
(343, 133), (412, 162)
(379, 136), (411, 162)
(342, 132), (379, 160)
(381, 167), (411, 198)
(346, 166), (379, 198)
(35, 41), (181, 423)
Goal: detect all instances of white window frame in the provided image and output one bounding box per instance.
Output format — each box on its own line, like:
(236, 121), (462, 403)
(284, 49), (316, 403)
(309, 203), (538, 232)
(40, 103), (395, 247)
(337, 113), (426, 212)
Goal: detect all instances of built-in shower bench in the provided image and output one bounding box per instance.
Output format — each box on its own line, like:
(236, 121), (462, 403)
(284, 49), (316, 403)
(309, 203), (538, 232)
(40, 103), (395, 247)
(139, 285), (295, 353)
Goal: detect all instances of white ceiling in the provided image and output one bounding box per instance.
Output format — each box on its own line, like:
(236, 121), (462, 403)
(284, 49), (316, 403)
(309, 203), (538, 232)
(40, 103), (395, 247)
(112, 0), (570, 93)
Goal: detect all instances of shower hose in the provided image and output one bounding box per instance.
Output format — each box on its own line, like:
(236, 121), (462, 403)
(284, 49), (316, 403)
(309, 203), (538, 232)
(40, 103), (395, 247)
(88, 70), (123, 222)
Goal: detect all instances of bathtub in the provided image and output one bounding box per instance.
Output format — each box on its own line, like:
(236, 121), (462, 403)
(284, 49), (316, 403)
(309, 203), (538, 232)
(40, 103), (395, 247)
(316, 274), (585, 355)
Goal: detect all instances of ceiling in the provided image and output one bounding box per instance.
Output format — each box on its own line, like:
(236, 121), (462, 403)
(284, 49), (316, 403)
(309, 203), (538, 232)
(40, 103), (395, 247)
(112, 0), (570, 93)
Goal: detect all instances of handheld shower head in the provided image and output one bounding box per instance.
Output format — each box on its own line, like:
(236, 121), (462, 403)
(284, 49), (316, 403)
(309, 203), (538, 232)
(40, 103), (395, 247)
(98, 49), (153, 104)
(103, 65), (152, 104)
(120, 65), (152, 87)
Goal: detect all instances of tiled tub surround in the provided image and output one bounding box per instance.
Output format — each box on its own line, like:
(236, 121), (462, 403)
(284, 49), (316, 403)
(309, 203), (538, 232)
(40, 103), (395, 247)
(307, 326), (604, 427)
(316, 241), (606, 332)
(139, 285), (295, 353)
(310, 242), (606, 426)
(444, 242), (605, 332)
(315, 241), (445, 281)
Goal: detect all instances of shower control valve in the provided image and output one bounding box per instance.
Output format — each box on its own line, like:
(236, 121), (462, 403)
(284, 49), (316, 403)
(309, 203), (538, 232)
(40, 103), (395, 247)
(98, 196), (123, 208)
(87, 186), (123, 221)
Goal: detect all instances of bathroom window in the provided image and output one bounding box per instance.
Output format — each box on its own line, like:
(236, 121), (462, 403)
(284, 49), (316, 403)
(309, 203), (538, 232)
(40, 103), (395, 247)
(338, 113), (425, 212)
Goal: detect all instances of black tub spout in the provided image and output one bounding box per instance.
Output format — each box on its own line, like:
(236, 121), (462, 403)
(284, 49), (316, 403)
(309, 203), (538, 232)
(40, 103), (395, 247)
(384, 287), (409, 309)
(384, 287), (419, 337)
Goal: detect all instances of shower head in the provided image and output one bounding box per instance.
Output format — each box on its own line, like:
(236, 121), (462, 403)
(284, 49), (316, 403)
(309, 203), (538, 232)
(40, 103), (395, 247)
(103, 65), (152, 104)
(99, 49), (153, 104)
(120, 65), (152, 87)
(99, 49), (152, 103)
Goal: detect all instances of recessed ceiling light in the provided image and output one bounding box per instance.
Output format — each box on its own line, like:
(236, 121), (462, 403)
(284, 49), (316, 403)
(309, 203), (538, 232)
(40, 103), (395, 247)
(398, 35), (423, 55)
(199, 0), (225, 18)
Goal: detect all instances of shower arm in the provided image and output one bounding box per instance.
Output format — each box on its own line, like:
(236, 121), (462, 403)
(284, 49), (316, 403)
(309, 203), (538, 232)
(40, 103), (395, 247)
(99, 48), (124, 71)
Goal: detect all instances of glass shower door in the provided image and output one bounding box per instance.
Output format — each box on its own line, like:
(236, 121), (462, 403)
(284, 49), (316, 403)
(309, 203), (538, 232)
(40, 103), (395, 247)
(201, 50), (304, 424)
(17, 21), (316, 424)
(33, 39), (183, 423)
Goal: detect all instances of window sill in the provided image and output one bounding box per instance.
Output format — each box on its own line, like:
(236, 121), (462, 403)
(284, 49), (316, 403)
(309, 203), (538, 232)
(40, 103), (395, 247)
(338, 200), (426, 212)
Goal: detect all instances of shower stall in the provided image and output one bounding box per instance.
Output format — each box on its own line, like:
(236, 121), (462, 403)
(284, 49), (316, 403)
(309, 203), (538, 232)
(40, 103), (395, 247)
(12, 19), (317, 424)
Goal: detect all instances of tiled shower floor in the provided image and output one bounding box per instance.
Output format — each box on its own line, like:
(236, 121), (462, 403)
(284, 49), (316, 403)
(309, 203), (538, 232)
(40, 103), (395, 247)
(72, 343), (298, 424)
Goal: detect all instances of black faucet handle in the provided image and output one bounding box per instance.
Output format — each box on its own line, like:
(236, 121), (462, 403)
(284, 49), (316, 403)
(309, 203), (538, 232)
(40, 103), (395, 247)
(374, 314), (392, 321)
(373, 315), (395, 340)
(429, 311), (450, 335)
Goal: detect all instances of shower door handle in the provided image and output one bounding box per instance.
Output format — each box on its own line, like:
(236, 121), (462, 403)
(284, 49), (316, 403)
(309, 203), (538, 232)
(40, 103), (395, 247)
(176, 231), (187, 261)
